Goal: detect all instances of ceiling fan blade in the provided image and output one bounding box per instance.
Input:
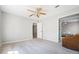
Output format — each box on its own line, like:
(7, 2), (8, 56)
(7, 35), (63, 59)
(27, 9), (35, 12)
(36, 13), (40, 18)
(37, 15), (39, 18)
(40, 13), (46, 15)
(29, 14), (34, 17)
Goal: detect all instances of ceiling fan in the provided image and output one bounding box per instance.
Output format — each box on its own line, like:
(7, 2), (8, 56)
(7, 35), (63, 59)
(27, 8), (46, 18)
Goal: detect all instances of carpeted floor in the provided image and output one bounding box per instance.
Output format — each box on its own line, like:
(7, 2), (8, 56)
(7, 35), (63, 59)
(0, 39), (78, 54)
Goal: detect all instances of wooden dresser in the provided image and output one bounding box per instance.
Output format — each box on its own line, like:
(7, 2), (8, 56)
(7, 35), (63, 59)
(62, 34), (79, 51)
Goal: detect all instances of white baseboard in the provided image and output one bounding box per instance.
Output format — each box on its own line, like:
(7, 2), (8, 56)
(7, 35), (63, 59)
(2, 38), (32, 44)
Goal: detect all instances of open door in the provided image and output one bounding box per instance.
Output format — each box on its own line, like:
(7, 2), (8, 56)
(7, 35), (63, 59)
(33, 23), (43, 39)
(37, 23), (43, 39)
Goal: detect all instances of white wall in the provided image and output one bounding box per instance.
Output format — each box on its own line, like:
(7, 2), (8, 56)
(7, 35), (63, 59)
(1, 7), (79, 43)
(42, 7), (79, 43)
(0, 9), (1, 43)
(0, 9), (2, 42)
(62, 22), (79, 35)
(42, 17), (58, 42)
(2, 12), (32, 43)
(0, 8), (2, 47)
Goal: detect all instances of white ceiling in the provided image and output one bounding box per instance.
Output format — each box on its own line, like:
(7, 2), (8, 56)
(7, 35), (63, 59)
(1, 5), (79, 19)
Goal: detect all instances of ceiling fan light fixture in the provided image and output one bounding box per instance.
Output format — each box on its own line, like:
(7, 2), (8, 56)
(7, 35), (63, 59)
(27, 7), (46, 18)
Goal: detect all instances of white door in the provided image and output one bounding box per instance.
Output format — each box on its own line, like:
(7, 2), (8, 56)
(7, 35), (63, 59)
(37, 23), (43, 39)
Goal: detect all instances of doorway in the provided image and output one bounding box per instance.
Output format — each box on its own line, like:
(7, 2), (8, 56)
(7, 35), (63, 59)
(33, 23), (37, 38)
(33, 23), (43, 39)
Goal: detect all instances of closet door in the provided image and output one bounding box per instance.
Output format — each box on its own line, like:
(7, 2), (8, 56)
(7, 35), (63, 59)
(37, 23), (43, 39)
